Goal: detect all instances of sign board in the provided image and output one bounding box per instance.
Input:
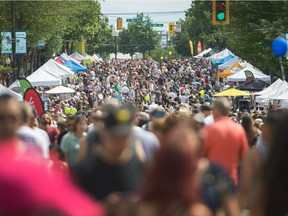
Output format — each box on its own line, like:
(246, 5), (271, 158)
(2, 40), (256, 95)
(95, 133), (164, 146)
(15, 31), (26, 54)
(175, 23), (182, 33)
(150, 23), (164, 27)
(112, 25), (118, 37)
(126, 18), (142, 22)
(1, 32), (12, 54)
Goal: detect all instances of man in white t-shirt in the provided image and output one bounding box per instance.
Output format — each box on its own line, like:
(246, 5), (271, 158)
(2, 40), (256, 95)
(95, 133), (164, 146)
(200, 104), (214, 125)
(17, 103), (51, 159)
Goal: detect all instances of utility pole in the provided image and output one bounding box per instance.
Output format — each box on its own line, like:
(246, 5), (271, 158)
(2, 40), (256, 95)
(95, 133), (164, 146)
(114, 36), (117, 60)
(11, 1), (16, 80)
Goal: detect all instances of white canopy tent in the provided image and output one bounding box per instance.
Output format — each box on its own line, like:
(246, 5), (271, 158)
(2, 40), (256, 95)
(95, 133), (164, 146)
(60, 53), (81, 64)
(0, 84), (22, 101)
(194, 48), (212, 59)
(218, 56), (241, 70)
(70, 52), (87, 61)
(253, 78), (282, 97)
(93, 54), (103, 62)
(226, 67), (270, 82)
(209, 48), (234, 61)
(26, 68), (61, 87)
(255, 80), (288, 103)
(45, 86), (75, 94)
(41, 59), (74, 78)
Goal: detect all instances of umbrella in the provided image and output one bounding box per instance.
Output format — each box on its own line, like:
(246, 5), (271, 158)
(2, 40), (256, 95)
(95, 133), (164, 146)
(213, 88), (251, 97)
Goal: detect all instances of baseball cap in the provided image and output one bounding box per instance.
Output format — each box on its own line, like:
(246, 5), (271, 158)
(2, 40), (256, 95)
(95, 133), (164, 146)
(101, 103), (133, 135)
(149, 106), (166, 118)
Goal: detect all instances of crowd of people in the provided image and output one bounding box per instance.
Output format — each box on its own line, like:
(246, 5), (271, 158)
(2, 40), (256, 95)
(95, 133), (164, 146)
(0, 58), (288, 216)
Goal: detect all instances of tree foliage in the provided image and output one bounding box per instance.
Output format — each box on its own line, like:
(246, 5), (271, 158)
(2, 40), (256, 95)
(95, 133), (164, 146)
(118, 13), (161, 58)
(179, 0), (288, 78)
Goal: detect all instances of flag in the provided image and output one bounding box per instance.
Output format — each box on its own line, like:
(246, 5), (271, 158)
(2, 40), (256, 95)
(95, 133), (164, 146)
(19, 78), (32, 97)
(197, 40), (202, 54)
(244, 70), (255, 82)
(189, 40), (194, 56)
(24, 88), (44, 117)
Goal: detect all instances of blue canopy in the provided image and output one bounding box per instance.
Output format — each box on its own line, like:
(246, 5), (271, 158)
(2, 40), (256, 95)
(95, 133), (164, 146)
(63, 60), (87, 72)
(215, 55), (235, 65)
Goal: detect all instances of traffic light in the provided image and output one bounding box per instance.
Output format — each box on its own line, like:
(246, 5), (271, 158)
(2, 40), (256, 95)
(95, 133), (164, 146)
(168, 22), (174, 35)
(212, 0), (230, 25)
(117, 17), (123, 30)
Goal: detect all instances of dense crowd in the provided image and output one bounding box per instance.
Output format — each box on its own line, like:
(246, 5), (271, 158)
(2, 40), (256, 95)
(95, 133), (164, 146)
(0, 58), (287, 216)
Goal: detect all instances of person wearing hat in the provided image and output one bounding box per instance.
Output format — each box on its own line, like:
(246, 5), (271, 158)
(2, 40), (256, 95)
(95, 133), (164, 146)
(73, 102), (145, 210)
(142, 104), (166, 132)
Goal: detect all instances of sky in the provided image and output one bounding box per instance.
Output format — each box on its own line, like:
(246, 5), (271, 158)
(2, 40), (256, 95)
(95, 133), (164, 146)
(99, 0), (192, 31)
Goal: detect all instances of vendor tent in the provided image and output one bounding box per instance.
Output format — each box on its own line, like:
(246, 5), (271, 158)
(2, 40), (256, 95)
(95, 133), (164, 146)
(194, 48), (212, 58)
(85, 54), (96, 62)
(210, 48), (234, 61)
(218, 62), (243, 78)
(253, 78), (282, 97)
(214, 88), (251, 97)
(45, 86), (75, 94)
(26, 68), (61, 86)
(0, 84), (23, 101)
(218, 56), (240, 70)
(227, 67), (270, 82)
(63, 60), (87, 72)
(255, 80), (288, 102)
(60, 53), (81, 64)
(237, 79), (269, 91)
(93, 54), (103, 62)
(215, 55), (235, 65)
(70, 52), (87, 61)
(41, 59), (74, 78)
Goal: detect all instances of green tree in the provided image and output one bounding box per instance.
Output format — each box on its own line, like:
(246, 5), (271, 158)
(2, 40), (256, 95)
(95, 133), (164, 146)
(118, 13), (160, 58)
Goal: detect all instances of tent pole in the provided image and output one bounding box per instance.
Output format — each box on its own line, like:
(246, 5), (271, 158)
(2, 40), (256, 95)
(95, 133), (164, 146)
(280, 57), (285, 80)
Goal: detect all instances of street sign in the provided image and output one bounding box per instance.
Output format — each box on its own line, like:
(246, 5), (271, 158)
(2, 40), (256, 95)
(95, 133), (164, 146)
(150, 23), (164, 27)
(175, 23), (181, 33)
(126, 18), (142, 22)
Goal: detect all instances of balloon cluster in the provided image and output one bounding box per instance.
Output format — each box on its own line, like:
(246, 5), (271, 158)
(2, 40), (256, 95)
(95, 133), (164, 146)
(64, 107), (77, 115)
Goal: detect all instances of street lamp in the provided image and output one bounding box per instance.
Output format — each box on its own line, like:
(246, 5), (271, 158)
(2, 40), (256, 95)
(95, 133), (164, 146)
(5, 57), (11, 65)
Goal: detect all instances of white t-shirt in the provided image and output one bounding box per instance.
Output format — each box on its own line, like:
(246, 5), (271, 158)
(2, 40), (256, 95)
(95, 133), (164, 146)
(179, 95), (189, 104)
(17, 126), (50, 159)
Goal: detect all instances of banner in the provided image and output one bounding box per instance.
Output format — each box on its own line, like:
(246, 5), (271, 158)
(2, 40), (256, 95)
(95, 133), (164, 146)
(244, 70), (255, 82)
(24, 88), (44, 117)
(189, 40), (194, 56)
(197, 40), (202, 54)
(19, 78), (32, 97)
(15, 31), (26, 54)
(1, 32), (12, 54)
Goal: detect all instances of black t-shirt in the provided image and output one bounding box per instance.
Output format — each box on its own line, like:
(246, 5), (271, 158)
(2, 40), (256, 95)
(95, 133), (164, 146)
(158, 77), (164, 85)
(73, 153), (144, 200)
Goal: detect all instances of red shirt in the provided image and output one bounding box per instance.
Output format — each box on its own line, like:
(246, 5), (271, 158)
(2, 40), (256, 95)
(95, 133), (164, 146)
(45, 125), (60, 145)
(203, 117), (249, 185)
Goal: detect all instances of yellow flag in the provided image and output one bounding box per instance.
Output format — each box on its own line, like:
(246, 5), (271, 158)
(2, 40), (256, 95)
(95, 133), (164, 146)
(189, 40), (194, 56)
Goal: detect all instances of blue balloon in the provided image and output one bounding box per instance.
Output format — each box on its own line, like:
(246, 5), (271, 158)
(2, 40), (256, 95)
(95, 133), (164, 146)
(272, 37), (288, 57)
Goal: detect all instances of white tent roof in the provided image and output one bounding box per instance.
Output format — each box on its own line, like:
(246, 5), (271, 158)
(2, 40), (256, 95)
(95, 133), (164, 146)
(256, 80), (288, 102)
(0, 84), (22, 101)
(227, 67), (270, 82)
(253, 78), (282, 96)
(210, 48), (234, 61)
(41, 59), (74, 78)
(26, 68), (61, 87)
(45, 86), (75, 94)
(70, 52), (87, 61)
(93, 54), (103, 62)
(60, 53), (80, 64)
(195, 48), (212, 58)
(218, 56), (241, 70)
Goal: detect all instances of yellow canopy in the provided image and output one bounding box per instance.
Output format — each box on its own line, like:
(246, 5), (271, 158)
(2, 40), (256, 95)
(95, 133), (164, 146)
(213, 88), (251, 97)
(217, 62), (243, 78)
